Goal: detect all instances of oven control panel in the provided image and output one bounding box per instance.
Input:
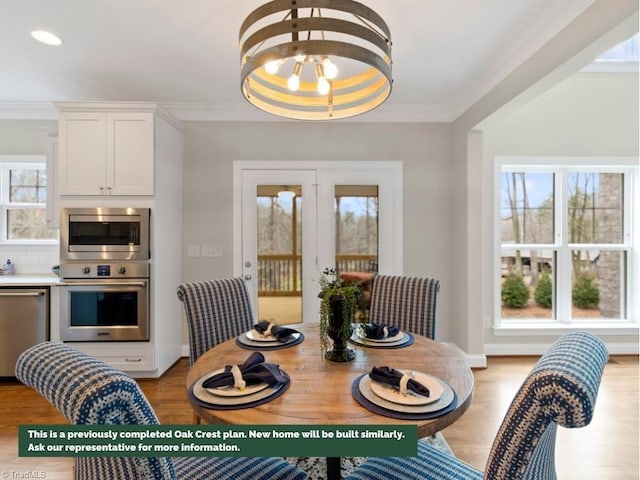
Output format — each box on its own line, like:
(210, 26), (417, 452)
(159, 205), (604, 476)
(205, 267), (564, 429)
(60, 262), (149, 279)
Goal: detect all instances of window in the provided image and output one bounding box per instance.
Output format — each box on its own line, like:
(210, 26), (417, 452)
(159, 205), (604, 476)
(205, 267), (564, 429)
(497, 160), (636, 326)
(582, 33), (638, 73)
(1, 161), (57, 242)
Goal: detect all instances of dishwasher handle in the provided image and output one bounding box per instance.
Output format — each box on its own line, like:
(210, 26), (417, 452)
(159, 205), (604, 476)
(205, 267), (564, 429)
(0, 290), (46, 297)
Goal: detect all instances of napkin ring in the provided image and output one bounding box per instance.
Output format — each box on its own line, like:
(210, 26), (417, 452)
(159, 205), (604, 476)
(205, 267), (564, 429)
(230, 365), (247, 390)
(398, 371), (415, 395)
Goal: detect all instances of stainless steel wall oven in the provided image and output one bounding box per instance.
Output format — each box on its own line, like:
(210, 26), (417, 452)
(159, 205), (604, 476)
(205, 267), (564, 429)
(59, 207), (151, 342)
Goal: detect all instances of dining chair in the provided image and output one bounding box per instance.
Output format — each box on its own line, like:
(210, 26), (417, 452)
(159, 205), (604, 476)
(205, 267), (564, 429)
(176, 278), (254, 366)
(15, 341), (308, 480)
(368, 275), (440, 339)
(346, 331), (608, 480)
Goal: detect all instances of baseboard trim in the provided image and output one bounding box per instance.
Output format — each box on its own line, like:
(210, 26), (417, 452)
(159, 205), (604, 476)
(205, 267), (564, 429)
(444, 342), (487, 368)
(485, 342), (639, 356)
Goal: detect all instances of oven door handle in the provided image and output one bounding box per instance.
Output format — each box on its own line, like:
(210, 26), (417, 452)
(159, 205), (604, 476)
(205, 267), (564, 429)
(63, 281), (148, 287)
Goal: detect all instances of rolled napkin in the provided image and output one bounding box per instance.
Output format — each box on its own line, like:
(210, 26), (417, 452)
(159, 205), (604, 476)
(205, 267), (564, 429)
(202, 352), (287, 390)
(369, 366), (430, 397)
(253, 320), (298, 343)
(362, 323), (400, 339)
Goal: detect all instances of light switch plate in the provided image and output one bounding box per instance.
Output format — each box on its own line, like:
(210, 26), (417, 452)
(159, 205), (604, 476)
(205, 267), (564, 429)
(187, 245), (200, 257)
(201, 245), (222, 257)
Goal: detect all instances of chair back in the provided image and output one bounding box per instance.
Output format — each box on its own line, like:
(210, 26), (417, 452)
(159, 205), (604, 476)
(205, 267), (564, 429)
(15, 341), (176, 480)
(484, 331), (608, 480)
(368, 275), (440, 339)
(177, 278), (254, 365)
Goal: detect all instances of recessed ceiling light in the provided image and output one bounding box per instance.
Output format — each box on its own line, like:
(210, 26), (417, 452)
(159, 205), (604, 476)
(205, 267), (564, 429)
(31, 30), (63, 46)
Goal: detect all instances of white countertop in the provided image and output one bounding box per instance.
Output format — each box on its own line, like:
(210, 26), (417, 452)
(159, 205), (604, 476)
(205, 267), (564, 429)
(0, 274), (62, 286)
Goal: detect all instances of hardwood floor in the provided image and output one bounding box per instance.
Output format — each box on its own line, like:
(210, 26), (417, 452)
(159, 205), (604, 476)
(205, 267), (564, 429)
(0, 355), (637, 479)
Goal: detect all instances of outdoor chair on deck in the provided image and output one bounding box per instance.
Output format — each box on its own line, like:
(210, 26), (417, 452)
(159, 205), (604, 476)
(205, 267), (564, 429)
(15, 341), (307, 480)
(177, 278), (254, 366)
(368, 275), (440, 339)
(346, 331), (608, 480)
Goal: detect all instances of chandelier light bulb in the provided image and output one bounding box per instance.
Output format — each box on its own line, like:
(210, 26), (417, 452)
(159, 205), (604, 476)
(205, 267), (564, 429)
(264, 59), (283, 74)
(287, 74), (300, 91)
(288, 62), (303, 91)
(321, 57), (338, 79)
(317, 77), (330, 95)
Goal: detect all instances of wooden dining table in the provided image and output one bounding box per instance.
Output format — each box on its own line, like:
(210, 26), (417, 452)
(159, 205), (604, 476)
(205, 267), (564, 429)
(186, 323), (474, 479)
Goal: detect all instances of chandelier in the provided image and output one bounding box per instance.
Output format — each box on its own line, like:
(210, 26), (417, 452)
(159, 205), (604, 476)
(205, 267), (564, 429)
(239, 0), (393, 120)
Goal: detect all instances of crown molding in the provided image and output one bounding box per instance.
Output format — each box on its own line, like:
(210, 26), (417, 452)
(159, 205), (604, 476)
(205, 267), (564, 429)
(0, 101), (456, 123)
(0, 102), (58, 119)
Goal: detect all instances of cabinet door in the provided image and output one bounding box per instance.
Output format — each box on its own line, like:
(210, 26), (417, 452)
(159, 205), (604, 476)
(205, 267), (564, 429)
(58, 112), (107, 195)
(106, 112), (154, 195)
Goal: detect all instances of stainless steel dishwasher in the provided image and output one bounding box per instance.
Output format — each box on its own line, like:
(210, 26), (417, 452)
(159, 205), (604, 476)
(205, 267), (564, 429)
(0, 287), (49, 376)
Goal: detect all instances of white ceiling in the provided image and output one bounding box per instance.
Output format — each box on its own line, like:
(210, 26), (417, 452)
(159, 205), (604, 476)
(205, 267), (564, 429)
(0, 0), (620, 122)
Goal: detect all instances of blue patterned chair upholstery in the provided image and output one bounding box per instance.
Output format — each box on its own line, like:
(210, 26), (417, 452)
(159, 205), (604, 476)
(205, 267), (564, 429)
(177, 278), (254, 365)
(368, 275), (440, 339)
(346, 331), (608, 480)
(15, 341), (308, 480)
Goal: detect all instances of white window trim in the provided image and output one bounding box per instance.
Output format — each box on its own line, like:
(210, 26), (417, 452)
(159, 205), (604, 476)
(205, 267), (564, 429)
(0, 156), (57, 245)
(494, 157), (639, 334)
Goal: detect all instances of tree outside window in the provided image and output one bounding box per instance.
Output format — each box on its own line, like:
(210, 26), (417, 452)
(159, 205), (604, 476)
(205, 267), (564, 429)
(1, 163), (56, 241)
(499, 166), (630, 323)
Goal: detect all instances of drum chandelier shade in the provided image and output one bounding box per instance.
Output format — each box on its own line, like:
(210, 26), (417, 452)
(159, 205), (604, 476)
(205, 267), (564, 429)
(240, 0), (393, 120)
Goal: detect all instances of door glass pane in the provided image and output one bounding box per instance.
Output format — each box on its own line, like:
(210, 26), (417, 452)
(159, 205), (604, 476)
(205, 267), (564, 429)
(334, 185), (379, 320)
(334, 185), (379, 274)
(571, 249), (624, 319)
(568, 172), (623, 244)
(256, 185), (302, 325)
(501, 172), (554, 244)
(501, 249), (555, 320)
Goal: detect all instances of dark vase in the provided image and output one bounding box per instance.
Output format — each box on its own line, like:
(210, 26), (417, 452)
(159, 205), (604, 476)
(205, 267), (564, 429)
(325, 294), (356, 362)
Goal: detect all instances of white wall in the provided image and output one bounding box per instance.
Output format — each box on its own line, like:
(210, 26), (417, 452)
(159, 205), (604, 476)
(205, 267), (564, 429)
(180, 121), (456, 342)
(0, 120), (59, 273)
(481, 72), (639, 352)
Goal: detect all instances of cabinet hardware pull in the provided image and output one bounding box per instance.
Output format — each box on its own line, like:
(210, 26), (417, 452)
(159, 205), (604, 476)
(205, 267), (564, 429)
(125, 358), (143, 363)
(0, 291), (45, 297)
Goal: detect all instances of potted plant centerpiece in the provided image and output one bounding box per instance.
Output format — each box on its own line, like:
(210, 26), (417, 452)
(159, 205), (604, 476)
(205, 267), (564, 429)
(318, 268), (362, 362)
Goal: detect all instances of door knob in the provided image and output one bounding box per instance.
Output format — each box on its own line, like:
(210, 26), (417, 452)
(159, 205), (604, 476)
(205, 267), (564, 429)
(244, 261), (252, 267)
(243, 274), (252, 280)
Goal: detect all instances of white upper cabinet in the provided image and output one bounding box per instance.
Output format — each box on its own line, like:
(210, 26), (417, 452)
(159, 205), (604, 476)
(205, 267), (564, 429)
(58, 108), (154, 195)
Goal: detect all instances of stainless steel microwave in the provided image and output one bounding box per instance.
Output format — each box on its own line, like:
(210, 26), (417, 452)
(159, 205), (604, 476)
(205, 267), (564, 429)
(60, 207), (150, 261)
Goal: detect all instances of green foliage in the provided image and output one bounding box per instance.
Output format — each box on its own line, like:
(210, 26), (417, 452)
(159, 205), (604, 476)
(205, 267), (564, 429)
(572, 273), (599, 309)
(534, 273), (553, 308)
(318, 268), (361, 356)
(501, 274), (530, 308)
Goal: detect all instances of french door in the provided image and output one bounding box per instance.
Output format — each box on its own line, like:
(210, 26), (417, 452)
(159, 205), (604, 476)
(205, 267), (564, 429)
(234, 161), (402, 324)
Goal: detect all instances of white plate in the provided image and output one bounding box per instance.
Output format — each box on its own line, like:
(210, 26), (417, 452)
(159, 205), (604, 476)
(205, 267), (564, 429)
(350, 332), (408, 348)
(239, 332), (300, 347)
(246, 329), (279, 342)
(369, 370), (443, 405)
(193, 370), (284, 406)
(356, 328), (405, 343)
(358, 375), (454, 414)
(246, 329), (299, 342)
(202, 368), (270, 397)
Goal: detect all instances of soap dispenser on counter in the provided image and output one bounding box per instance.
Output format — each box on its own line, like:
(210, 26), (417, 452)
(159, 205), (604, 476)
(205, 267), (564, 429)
(1, 259), (14, 275)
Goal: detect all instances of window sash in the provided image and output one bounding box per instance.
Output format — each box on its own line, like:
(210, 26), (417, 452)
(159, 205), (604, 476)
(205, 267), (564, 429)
(0, 161), (55, 243)
(496, 160), (635, 325)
